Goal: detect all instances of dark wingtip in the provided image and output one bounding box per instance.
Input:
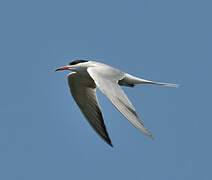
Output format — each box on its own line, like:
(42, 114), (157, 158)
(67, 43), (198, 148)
(148, 134), (154, 140)
(108, 142), (114, 147)
(102, 135), (113, 147)
(105, 137), (113, 147)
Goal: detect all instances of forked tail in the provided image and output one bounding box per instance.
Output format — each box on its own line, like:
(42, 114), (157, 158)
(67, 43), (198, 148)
(119, 73), (179, 88)
(142, 80), (179, 88)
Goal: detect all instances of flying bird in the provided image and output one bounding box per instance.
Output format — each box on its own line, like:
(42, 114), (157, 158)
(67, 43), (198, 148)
(55, 60), (178, 147)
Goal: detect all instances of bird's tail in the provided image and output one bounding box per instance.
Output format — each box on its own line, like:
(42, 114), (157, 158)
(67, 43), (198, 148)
(121, 74), (179, 88)
(142, 80), (179, 88)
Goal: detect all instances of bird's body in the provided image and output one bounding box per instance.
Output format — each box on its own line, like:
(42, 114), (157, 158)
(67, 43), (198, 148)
(55, 60), (178, 147)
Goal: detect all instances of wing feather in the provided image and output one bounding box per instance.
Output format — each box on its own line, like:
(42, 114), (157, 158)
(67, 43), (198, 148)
(67, 72), (113, 147)
(87, 67), (153, 139)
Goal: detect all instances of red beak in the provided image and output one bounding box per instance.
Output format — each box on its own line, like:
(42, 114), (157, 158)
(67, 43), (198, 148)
(55, 66), (69, 72)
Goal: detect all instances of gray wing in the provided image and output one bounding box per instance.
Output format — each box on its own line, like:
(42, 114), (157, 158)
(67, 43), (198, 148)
(87, 66), (153, 139)
(67, 72), (113, 147)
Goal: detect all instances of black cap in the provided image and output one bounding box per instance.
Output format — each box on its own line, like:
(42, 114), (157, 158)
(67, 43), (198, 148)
(69, 60), (88, 65)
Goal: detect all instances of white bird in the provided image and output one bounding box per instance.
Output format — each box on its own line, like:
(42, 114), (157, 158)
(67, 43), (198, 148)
(55, 60), (178, 147)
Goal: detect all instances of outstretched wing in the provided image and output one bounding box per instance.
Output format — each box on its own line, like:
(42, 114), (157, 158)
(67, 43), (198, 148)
(87, 66), (153, 139)
(67, 72), (113, 147)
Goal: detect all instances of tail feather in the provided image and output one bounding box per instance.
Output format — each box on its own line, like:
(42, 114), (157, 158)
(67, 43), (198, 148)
(121, 74), (179, 88)
(145, 81), (179, 88)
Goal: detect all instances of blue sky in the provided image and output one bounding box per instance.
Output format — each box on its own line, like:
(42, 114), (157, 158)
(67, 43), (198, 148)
(0, 0), (211, 179)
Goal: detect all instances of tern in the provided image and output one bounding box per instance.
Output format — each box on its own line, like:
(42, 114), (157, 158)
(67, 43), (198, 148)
(55, 60), (178, 147)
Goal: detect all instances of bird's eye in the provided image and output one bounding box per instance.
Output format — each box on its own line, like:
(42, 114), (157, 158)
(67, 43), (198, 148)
(69, 60), (88, 65)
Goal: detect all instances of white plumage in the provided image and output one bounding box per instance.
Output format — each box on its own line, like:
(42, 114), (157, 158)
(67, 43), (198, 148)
(55, 60), (178, 147)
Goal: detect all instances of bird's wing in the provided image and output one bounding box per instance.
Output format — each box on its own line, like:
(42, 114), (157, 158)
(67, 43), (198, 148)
(67, 72), (113, 147)
(87, 66), (153, 139)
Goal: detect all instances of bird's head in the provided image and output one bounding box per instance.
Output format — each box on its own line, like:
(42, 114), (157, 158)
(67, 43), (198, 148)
(55, 59), (89, 72)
